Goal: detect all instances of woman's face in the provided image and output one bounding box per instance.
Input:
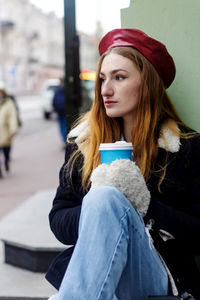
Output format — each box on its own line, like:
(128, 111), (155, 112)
(100, 52), (141, 124)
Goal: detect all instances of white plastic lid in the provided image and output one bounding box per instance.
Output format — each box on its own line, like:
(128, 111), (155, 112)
(99, 141), (133, 150)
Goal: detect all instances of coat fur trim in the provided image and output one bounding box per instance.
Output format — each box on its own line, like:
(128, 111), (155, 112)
(68, 119), (181, 154)
(158, 121), (181, 153)
(68, 120), (90, 145)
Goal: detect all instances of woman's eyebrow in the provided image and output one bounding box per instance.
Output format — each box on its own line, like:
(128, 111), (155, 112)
(100, 69), (129, 76)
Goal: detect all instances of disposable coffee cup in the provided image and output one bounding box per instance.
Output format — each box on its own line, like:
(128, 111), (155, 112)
(99, 141), (133, 164)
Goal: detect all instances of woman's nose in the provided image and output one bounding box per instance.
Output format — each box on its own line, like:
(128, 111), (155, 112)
(101, 80), (114, 97)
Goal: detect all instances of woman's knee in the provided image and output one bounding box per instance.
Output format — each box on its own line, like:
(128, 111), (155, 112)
(82, 186), (133, 218)
(80, 186), (145, 241)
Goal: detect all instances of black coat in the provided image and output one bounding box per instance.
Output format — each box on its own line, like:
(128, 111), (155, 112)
(46, 133), (200, 298)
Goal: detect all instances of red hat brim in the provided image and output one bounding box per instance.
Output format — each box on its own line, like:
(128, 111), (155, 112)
(99, 28), (176, 88)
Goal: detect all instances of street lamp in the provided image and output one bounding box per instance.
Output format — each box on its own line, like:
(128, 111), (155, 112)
(63, 0), (81, 132)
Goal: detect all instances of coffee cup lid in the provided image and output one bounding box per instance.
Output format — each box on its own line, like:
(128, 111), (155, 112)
(99, 141), (133, 150)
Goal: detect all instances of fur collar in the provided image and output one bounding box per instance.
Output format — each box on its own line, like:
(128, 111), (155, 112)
(68, 119), (181, 154)
(68, 119), (90, 145)
(158, 121), (181, 153)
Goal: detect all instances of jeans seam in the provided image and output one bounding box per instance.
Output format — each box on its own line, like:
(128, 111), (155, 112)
(96, 208), (130, 300)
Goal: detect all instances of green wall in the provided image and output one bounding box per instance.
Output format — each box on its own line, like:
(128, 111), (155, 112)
(121, 0), (200, 131)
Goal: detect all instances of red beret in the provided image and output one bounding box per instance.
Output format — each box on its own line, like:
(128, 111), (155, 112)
(99, 28), (176, 88)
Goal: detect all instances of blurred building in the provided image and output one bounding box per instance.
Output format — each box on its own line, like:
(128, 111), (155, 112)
(0, 0), (64, 93)
(79, 32), (98, 72)
(0, 0), (99, 95)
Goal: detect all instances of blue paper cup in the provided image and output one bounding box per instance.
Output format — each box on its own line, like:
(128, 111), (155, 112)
(99, 141), (133, 164)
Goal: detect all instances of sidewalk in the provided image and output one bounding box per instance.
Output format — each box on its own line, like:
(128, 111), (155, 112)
(0, 119), (65, 218)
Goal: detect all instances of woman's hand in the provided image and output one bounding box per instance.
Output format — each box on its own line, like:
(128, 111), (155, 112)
(91, 159), (150, 217)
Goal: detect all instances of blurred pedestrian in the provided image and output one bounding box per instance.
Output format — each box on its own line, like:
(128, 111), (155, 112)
(52, 77), (67, 149)
(0, 84), (19, 178)
(9, 94), (22, 128)
(0, 81), (22, 128)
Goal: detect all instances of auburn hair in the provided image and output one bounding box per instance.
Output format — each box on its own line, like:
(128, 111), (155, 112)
(68, 47), (188, 190)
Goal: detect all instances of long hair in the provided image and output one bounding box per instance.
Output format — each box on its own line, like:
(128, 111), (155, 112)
(69, 47), (189, 190)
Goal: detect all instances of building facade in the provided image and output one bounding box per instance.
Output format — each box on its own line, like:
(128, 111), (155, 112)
(0, 0), (98, 95)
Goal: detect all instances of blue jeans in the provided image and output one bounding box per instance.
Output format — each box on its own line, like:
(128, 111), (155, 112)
(58, 186), (168, 300)
(57, 115), (67, 143)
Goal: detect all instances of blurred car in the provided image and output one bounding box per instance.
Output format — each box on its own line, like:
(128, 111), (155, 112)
(40, 72), (96, 118)
(41, 78), (61, 119)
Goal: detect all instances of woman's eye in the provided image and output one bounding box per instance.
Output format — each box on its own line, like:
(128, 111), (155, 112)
(116, 75), (125, 81)
(99, 77), (105, 83)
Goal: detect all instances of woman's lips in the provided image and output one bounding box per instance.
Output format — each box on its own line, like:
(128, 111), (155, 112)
(104, 100), (117, 106)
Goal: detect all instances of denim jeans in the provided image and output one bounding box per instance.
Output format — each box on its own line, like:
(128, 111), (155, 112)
(58, 186), (168, 300)
(57, 115), (67, 143)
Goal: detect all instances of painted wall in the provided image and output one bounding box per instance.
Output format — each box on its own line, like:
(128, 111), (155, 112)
(121, 0), (200, 131)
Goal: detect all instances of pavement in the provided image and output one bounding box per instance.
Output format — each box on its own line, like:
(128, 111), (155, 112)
(0, 118), (65, 218)
(0, 189), (66, 251)
(0, 118), (66, 298)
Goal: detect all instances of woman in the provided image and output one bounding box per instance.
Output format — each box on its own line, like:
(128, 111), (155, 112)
(0, 84), (18, 177)
(46, 29), (200, 299)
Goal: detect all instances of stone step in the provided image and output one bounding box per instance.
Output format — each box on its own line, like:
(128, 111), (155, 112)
(3, 241), (61, 273)
(0, 189), (67, 272)
(0, 240), (57, 298)
(0, 190), (65, 298)
(0, 297), (47, 300)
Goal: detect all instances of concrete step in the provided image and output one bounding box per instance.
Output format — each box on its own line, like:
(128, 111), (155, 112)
(0, 240), (57, 298)
(0, 189), (66, 298)
(0, 189), (67, 272)
(0, 298), (47, 300)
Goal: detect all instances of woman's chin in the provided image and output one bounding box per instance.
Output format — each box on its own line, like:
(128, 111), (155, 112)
(105, 111), (121, 118)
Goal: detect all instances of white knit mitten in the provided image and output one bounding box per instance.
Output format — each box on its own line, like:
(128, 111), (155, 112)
(91, 159), (150, 217)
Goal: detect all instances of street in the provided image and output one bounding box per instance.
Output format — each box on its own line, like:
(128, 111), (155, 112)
(0, 94), (65, 219)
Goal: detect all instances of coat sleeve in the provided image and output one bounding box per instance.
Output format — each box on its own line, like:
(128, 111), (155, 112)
(49, 142), (85, 245)
(144, 135), (200, 253)
(8, 100), (19, 137)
